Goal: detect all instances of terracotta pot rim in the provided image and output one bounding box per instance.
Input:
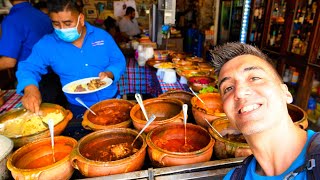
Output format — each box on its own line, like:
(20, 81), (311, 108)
(146, 123), (215, 155)
(82, 119), (132, 131)
(7, 136), (77, 172)
(158, 90), (194, 98)
(130, 98), (184, 124)
(287, 103), (307, 124)
(82, 99), (135, 130)
(75, 128), (147, 165)
(0, 103), (72, 139)
(209, 117), (250, 148)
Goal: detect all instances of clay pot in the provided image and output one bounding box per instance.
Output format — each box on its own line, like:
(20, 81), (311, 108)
(288, 104), (308, 129)
(146, 123), (214, 167)
(208, 117), (252, 159)
(191, 93), (226, 128)
(187, 76), (216, 92)
(0, 135), (13, 180)
(146, 59), (169, 68)
(82, 99), (135, 131)
(70, 128), (147, 177)
(0, 103), (73, 148)
(186, 56), (205, 63)
(7, 136), (77, 180)
(158, 90), (194, 121)
(130, 98), (184, 133)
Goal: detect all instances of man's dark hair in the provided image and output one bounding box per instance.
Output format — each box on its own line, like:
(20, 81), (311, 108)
(47, 0), (83, 14)
(209, 42), (273, 75)
(104, 16), (118, 32)
(125, 6), (135, 15)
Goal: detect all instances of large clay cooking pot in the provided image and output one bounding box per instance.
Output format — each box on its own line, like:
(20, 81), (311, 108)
(146, 123), (215, 167)
(7, 136), (77, 180)
(82, 99), (135, 131)
(208, 117), (251, 159)
(130, 98), (184, 133)
(70, 128), (147, 177)
(0, 103), (72, 148)
(191, 93), (226, 128)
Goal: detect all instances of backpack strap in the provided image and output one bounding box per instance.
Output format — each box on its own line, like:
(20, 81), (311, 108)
(230, 154), (254, 180)
(306, 132), (320, 180)
(284, 132), (320, 180)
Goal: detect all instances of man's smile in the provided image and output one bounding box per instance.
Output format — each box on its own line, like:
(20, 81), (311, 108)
(239, 104), (261, 114)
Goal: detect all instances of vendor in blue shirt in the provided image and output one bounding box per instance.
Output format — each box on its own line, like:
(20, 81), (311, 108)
(16, 0), (126, 117)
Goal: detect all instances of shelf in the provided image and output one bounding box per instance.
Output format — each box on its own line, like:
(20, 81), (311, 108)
(0, 8), (10, 15)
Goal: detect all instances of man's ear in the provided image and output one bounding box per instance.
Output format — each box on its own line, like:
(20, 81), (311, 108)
(280, 83), (293, 104)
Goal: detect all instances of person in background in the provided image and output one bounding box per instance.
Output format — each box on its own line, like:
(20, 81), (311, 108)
(118, 6), (141, 39)
(209, 42), (318, 179)
(0, 0), (66, 106)
(34, 1), (49, 14)
(16, 0), (126, 118)
(0, 0), (52, 71)
(103, 16), (122, 44)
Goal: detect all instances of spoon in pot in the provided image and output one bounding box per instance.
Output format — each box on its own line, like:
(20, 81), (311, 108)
(47, 118), (56, 163)
(204, 118), (223, 138)
(75, 97), (97, 116)
(131, 114), (156, 146)
(135, 93), (149, 121)
(189, 87), (205, 105)
(183, 104), (188, 145)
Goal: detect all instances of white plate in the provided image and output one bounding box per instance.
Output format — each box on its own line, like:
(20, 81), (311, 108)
(62, 77), (113, 94)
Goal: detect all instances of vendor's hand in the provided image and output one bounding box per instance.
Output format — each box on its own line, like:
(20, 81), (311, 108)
(99, 71), (114, 80)
(21, 85), (42, 113)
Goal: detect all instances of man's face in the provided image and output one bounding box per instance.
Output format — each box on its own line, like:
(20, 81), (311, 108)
(130, 11), (136, 20)
(50, 10), (84, 31)
(218, 55), (292, 135)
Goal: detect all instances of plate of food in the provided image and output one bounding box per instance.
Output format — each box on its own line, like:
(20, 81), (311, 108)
(153, 62), (175, 69)
(62, 77), (113, 94)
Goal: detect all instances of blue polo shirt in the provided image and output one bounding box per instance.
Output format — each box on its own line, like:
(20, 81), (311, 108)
(16, 22), (126, 107)
(0, 2), (52, 62)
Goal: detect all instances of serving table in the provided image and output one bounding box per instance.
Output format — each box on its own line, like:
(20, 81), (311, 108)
(0, 89), (22, 114)
(117, 58), (154, 96)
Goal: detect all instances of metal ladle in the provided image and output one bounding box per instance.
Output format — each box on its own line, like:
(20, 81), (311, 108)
(75, 97), (96, 116)
(204, 118), (223, 138)
(135, 93), (149, 121)
(183, 104), (188, 145)
(131, 114), (156, 146)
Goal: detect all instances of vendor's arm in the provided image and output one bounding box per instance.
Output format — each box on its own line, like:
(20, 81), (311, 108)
(16, 42), (49, 112)
(21, 85), (42, 113)
(102, 35), (126, 82)
(0, 56), (17, 70)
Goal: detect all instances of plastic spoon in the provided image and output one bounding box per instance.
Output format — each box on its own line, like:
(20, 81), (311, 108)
(75, 97), (97, 116)
(131, 114), (156, 146)
(135, 93), (149, 121)
(183, 104), (188, 145)
(47, 118), (56, 163)
(204, 118), (223, 138)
